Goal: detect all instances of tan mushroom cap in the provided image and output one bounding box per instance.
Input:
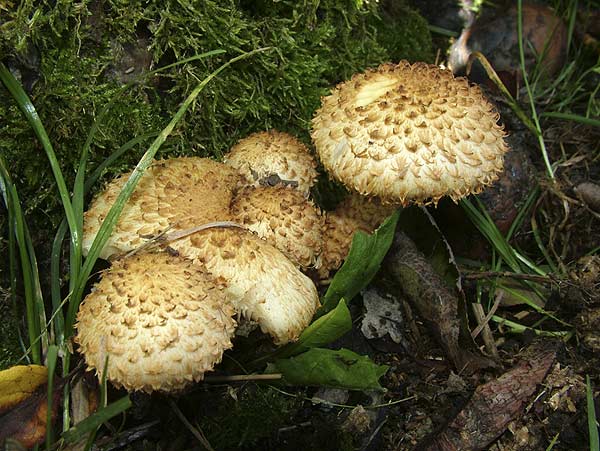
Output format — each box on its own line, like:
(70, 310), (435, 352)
(82, 157), (241, 259)
(75, 252), (237, 393)
(231, 185), (324, 269)
(168, 228), (320, 345)
(224, 130), (318, 195)
(311, 61), (509, 205)
(317, 195), (396, 280)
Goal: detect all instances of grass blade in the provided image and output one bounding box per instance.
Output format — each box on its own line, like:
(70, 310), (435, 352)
(0, 156), (43, 363)
(0, 62), (80, 260)
(61, 396), (132, 444)
(45, 345), (59, 449)
(587, 375), (599, 451)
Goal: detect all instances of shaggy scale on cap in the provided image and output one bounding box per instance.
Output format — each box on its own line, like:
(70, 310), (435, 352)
(82, 157), (241, 259)
(224, 130), (318, 195)
(168, 227), (320, 345)
(231, 185), (324, 269)
(311, 61), (509, 205)
(75, 252), (237, 392)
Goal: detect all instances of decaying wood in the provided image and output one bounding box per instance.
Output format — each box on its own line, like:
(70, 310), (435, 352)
(384, 231), (494, 372)
(418, 343), (556, 451)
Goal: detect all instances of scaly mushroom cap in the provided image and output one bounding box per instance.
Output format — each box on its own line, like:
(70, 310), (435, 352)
(224, 130), (318, 195)
(231, 185), (324, 269)
(82, 157), (241, 259)
(316, 195), (396, 280)
(75, 252), (237, 392)
(311, 61), (509, 205)
(168, 227), (320, 345)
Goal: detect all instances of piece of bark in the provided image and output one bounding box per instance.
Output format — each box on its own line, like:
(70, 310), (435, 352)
(384, 231), (494, 372)
(418, 343), (556, 451)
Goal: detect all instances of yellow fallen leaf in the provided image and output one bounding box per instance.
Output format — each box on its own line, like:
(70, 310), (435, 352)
(0, 365), (48, 414)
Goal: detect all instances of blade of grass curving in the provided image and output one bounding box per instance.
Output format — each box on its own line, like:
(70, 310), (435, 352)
(45, 345), (59, 450)
(50, 220), (68, 344)
(587, 375), (599, 451)
(491, 315), (571, 339)
(541, 112), (600, 128)
(70, 50), (226, 295)
(496, 283), (571, 327)
(0, 63), (80, 261)
(65, 47), (270, 337)
(51, 132), (157, 346)
(507, 187), (539, 241)
(0, 173), (29, 361)
(0, 156), (42, 363)
(517, 0), (555, 179)
(566, 0), (578, 56)
(61, 396), (132, 445)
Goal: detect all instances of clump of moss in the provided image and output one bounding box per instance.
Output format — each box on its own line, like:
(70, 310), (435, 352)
(0, 0), (432, 233)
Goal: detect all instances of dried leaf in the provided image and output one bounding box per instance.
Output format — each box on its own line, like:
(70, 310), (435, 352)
(0, 365), (62, 448)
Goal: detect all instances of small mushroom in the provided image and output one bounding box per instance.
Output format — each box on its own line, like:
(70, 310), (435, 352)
(317, 194), (396, 280)
(82, 157), (241, 259)
(231, 185), (325, 270)
(311, 61), (509, 205)
(224, 130), (318, 195)
(169, 227), (320, 345)
(75, 252), (237, 393)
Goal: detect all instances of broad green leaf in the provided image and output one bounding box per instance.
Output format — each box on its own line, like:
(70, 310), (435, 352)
(266, 348), (388, 391)
(253, 300), (352, 366)
(320, 210), (400, 313)
(61, 396), (131, 444)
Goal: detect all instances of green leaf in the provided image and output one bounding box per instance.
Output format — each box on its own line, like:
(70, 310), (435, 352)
(320, 210), (400, 313)
(61, 396), (132, 444)
(266, 348), (388, 391)
(253, 299), (352, 367)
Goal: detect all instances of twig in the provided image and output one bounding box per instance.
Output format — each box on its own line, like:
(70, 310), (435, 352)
(461, 270), (558, 284)
(471, 301), (500, 358)
(169, 399), (215, 451)
(203, 373), (283, 383)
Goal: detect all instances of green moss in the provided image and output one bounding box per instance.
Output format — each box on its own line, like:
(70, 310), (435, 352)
(0, 0), (432, 231)
(197, 385), (300, 449)
(0, 288), (23, 370)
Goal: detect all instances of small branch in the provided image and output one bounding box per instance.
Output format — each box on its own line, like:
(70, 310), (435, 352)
(169, 399), (215, 451)
(471, 303), (499, 358)
(203, 373), (283, 383)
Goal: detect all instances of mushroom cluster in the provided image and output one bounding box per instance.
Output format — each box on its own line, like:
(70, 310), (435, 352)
(78, 132), (323, 392)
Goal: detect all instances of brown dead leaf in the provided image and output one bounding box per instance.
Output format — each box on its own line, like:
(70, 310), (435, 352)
(0, 365), (63, 448)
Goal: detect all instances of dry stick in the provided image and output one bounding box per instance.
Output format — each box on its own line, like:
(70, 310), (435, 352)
(203, 373), (283, 384)
(471, 291), (503, 341)
(169, 398), (215, 451)
(471, 304), (499, 359)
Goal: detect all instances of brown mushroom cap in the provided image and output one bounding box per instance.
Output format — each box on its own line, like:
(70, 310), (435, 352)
(75, 252), (237, 392)
(224, 130), (318, 194)
(169, 227), (320, 345)
(317, 195), (396, 280)
(82, 157), (241, 259)
(231, 185), (324, 269)
(311, 61), (509, 205)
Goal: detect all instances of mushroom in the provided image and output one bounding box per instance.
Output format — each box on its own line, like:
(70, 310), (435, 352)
(311, 61), (509, 205)
(317, 194), (396, 280)
(82, 157), (241, 259)
(168, 227), (320, 345)
(75, 252), (237, 392)
(224, 130), (318, 195)
(231, 185), (325, 270)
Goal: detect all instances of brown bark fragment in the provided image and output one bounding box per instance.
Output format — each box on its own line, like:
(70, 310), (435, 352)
(384, 230), (493, 372)
(419, 344), (556, 451)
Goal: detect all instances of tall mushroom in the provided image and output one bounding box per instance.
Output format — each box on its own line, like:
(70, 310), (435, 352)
(311, 61), (509, 206)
